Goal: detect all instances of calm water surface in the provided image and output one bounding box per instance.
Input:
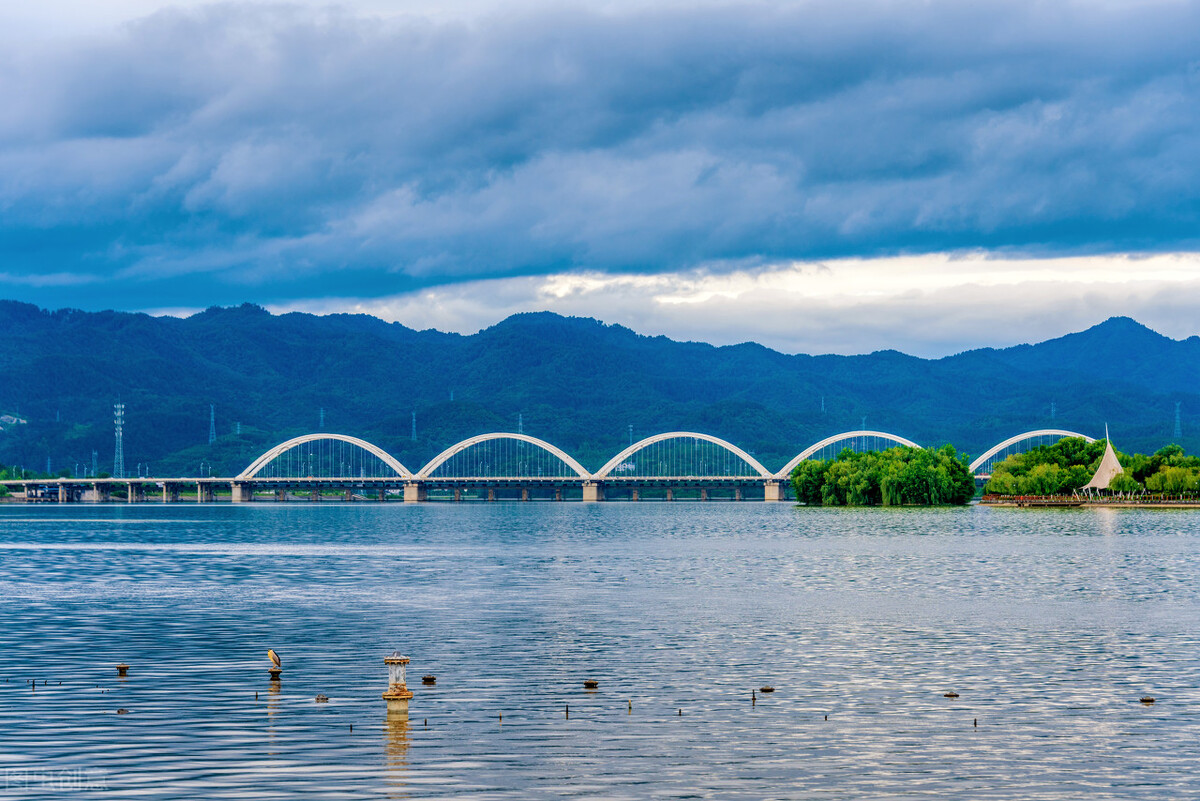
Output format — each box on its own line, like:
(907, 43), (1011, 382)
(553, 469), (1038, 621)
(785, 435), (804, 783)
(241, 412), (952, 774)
(1, 503), (1198, 799)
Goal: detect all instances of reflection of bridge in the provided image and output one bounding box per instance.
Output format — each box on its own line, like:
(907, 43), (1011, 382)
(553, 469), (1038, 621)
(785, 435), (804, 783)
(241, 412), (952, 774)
(3, 428), (1096, 503)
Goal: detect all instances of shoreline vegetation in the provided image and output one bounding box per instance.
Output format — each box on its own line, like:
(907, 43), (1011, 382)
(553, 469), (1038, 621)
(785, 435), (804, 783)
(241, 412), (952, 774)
(790, 445), (975, 506)
(984, 438), (1200, 496)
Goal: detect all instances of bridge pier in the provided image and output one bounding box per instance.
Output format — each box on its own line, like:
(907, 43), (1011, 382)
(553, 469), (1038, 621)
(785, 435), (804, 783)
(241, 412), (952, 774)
(197, 482), (215, 503)
(404, 483), (426, 503)
(231, 482), (254, 503)
(310, 487), (320, 502)
(454, 488), (462, 502)
(582, 481), (604, 502)
(554, 487), (563, 501)
(58, 484), (70, 503)
(735, 487), (743, 501)
(666, 488), (674, 502)
(763, 480), (783, 502)
(162, 483), (181, 502)
(700, 488), (708, 501)
(379, 487), (389, 502)
(631, 488), (639, 501)
(487, 487), (496, 502)
(276, 488), (287, 502)
(521, 487), (529, 502)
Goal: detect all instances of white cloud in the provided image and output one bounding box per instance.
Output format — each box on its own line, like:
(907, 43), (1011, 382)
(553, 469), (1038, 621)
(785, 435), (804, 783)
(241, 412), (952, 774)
(272, 253), (1200, 356)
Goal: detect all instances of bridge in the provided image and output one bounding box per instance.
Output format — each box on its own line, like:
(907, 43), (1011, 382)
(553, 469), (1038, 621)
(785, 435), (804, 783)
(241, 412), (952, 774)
(1, 428), (1097, 503)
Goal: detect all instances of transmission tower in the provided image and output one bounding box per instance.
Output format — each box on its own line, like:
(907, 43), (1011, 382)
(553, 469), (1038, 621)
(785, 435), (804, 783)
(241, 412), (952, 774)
(236, 421), (242, 436)
(411, 411), (417, 441)
(208, 404), (217, 445)
(518, 413), (524, 434)
(91, 450), (98, 477)
(113, 403), (125, 479)
(1175, 402), (1182, 440)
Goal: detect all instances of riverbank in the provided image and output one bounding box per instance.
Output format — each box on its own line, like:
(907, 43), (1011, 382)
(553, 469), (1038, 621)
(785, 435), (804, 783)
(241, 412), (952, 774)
(981, 493), (1200, 508)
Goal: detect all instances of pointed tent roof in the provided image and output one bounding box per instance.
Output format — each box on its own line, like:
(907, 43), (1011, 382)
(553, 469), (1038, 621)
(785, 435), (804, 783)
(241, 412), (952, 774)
(1082, 425), (1124, 490)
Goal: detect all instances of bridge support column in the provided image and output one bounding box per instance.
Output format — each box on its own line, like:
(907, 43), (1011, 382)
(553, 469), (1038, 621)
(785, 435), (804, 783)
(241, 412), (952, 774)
(487, 487), (496, 502)
(403, 483), (426, 503)
(163, 483), (181, 503)
(127, 483), (139, 503)
(231, 482), (254, 503)
(454, 488), (462, 502)
(735, 487), (743, 501)
(666, 488), (674, 502)
(582, 481), (604, 502)
(378, 487), (389, 502)
(85, 483), (108, 503)
(763, 481), (783, 502)
(197, 482), (215, 503)
(521, 487), (529, 502)
(344, 488), (354, 502)
(310, 487), (320, 502)
(275, 488), (287, 502)
(554, 487), (562, 502)
(700, 488), (709, 501)
(631, 488), (639, 502)
(58, 484), (69, 503)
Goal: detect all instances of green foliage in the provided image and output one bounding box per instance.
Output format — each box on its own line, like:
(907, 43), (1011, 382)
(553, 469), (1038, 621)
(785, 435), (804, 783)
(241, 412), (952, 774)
(1145, 466), (1200, 493)
(791, 445), (974, 506)
(1107, 473), (1143, 493)
(985, 439), (1200, 495)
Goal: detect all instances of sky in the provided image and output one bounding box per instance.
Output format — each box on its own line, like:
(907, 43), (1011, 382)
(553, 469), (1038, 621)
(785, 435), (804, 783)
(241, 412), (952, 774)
(2, 0), (1200, 356)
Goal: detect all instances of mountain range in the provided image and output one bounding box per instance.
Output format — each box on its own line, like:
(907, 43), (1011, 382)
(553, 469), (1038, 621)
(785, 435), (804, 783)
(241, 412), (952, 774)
(1, 300), (1196, 477)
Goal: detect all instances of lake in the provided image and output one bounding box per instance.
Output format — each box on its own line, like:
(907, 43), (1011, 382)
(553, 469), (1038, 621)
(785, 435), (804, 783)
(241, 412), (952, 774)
(1, 503), (1197, 798)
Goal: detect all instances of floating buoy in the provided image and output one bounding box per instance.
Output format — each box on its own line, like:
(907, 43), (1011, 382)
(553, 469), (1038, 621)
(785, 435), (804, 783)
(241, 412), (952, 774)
(584, 679), (599, 689)
(117, 708), (129, 715)
(422, 675), (437, 685)
(1140, 696), (1156, 704)
(943, 692), (959, 698)
(759, 686), (775, 693)
(315, 694), (329, 703)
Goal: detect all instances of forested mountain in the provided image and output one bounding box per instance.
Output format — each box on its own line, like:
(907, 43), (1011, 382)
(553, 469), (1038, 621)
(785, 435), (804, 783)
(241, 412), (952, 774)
(1, 300), (1196, 477)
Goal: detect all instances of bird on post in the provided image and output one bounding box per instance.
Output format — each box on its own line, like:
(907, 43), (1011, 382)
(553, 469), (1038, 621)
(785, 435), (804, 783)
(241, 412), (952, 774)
(268, 649), (281, 669)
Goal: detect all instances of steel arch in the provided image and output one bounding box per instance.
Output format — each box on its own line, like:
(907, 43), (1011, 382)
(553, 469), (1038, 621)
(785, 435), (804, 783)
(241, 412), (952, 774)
(968, 429), (1095, 474)
(237, 434), (412, 479)
(774, 430), (921, 479)
(595, 432), (772, 479)
(416, 433), (591, 479)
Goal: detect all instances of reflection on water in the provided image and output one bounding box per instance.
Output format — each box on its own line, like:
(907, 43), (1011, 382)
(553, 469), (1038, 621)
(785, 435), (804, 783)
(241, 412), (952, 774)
(384, 714), (410, 799)
(0, 503), (1198, 798)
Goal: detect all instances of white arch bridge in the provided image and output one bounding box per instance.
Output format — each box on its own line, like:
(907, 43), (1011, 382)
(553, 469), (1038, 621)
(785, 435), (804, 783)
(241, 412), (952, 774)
(3, 429), (1099, 504)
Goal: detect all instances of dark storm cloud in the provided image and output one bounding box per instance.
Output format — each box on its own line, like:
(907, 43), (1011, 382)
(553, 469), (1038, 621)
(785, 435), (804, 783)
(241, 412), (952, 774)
(1, 1), (1199, 309)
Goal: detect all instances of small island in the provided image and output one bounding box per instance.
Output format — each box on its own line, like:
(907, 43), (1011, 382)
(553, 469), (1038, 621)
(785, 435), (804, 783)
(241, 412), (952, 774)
(791, 445), (975, 506)
(981, 437), (1200, 506)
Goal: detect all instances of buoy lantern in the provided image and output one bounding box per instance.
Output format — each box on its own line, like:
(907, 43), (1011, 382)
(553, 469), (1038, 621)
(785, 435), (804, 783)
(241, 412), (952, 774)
(382, 651), (414, 716)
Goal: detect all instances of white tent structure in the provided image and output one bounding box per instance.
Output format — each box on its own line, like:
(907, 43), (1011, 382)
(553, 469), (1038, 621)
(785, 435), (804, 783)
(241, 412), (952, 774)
(1081, 426), (1124, 492)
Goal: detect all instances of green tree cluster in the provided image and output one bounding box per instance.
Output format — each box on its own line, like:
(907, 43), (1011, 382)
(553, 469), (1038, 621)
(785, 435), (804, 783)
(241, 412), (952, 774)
(984, 439), (1200, 495)
(791, 445), (975, 506)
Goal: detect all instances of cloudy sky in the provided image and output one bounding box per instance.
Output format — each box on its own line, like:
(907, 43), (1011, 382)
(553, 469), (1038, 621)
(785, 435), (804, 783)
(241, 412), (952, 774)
(3, 0), (1199, 355)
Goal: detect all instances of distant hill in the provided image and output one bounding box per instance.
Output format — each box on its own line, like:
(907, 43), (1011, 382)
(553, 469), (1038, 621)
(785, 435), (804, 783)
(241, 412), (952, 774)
(0, 300), (1196, 476)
